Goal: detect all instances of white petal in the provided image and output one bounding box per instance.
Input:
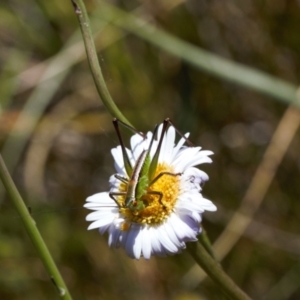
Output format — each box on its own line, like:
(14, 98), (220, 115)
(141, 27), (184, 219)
(156, 225), (178, 253)
(85, 192), (113, 206)
(169, 213), (198, 241)
(162, 222), (185, 249)
(199, 198), (217, 211)
(159, 126), (175, 164)
(148, 132), (159, 159)
(178, 213), (201, 236)
(131, 132), (149, 160)
(191, 211), (202, 222)
(183, 167), (209, 184)
(132, 225), (143, 259)
(149, 227), (162, 255)
(111, 146), (124, 172)
(172, 132), (190, 159)
(84, 203), (117, 211)
(86, 210), (115, 221)
(87, 214), (116, 230)
(124, 227), (140, 259)
(141, 226), (152, 259)
(173, 148), (213, 171)
(119, 229), (130, 248)
(108, 226), (121, 248)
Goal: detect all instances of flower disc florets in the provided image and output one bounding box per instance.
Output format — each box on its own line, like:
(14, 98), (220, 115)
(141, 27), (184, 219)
(84, 122), (216, 259)
(118, 163), (179, 226)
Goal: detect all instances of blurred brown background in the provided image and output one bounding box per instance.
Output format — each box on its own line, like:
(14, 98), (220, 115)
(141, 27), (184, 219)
(1, 0), (300, 299)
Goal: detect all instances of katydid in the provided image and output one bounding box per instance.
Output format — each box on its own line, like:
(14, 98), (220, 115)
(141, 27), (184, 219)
(109, 118), (192, 211)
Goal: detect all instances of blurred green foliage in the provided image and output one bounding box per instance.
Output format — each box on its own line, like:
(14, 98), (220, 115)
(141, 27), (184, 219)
(1, 0), (300, 299)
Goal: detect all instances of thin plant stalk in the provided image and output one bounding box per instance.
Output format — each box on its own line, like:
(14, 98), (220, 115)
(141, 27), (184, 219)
(0, 154), (72, 300)
(198, 225), (216, 260)
(186, 242), (253, 300)
(70, 0), (131, 125)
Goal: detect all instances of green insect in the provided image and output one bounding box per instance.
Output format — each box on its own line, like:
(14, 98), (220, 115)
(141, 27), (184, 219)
(109, 118), (189, 212)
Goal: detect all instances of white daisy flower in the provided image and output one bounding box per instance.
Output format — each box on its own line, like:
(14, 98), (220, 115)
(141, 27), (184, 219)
(84, 120), (216, 259)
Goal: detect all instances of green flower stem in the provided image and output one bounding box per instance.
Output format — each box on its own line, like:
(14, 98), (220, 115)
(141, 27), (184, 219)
(186, 242), (252, 300)
(0, 155), (72, 300)
(70, 0), (131, 125)
(198, 226), (216, 260)
(96, 1), (298, 107)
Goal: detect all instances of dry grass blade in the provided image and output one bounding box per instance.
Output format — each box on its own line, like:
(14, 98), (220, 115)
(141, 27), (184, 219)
(183, 89), (300, 286)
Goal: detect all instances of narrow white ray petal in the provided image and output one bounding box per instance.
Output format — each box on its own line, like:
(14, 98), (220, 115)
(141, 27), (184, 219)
(183, 167), (209, 183)
(148, 132), (159, 159)
(87, 214), (116, 230)
(162, 222), (185, 249)
(99, 223), (111, 234)
(144, 131), (154, 149)
(85, 192), (112, 204)
(156, 225), (178, 253)
(141, 226), (152, 259)
(111, 146), (133, 174)
(160, 126), (175, 164)
(86, 210), (116, 221)
(132, 225), (143, 259)
(170, 213), (198, 241)
(178, 214), (201, 236)
(130, 133), (144, 149)
(85, 195), (117, 207)
(117, 228), (129, 249)
(198, 198), (217, 211)
(176, 198), (205, 214)
(191, 211), (202, 222)
(200, 150), (214, 157)
(84, 203), (117, 211)
(167, 214), (185, 240)
(172, 132), (190, 159)
(111, 146), (123, 164)
(156, 124), (163, 141)
(184, 192), (209, 205)
(149, 226), (162, 255)
(108, 226), (121, 248)
(172, 147), (202, 171)
(183, 156), (213, 170)
(124, 229), (139, 259)
(131, 134), (146, 160)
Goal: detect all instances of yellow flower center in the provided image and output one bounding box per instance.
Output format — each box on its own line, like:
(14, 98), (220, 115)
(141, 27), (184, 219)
(118, 163), (180, 229)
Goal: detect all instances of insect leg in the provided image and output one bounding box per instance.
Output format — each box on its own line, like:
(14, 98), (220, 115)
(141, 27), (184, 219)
(109, 192), (127, 208)
(147, 190), (166, 209)
(114, 174), (129, 184)
(112, 118), (145, 138)
(149, 171), (182, 186)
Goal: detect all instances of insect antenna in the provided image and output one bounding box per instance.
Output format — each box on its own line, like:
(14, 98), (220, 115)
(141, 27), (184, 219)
(165, 118), (195, 147)
(148, 119), (169, 181)
(148, 118), (195, 180)
(112, 118), (145, 177)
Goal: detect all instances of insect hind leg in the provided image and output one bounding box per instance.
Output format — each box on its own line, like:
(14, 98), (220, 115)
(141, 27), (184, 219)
(146, 190), (166, 209)
(149, 171), (182, 186)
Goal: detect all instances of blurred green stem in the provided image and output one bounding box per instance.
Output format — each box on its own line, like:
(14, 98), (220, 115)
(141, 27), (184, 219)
(198, 225), (216, 260)
(70, 0), (131, 125)
(186, 242), (252, 300)
(0, 155), (72, 300)
(96, 1), (298, 107)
